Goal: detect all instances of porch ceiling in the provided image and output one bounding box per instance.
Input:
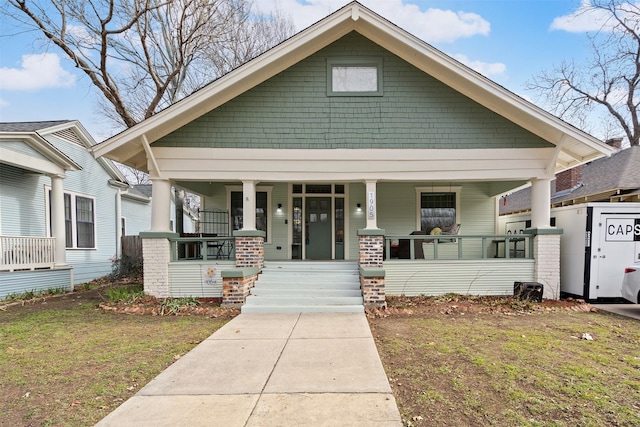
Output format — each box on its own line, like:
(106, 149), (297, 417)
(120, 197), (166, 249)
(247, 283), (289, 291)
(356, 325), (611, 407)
(92, 2), (615, 176)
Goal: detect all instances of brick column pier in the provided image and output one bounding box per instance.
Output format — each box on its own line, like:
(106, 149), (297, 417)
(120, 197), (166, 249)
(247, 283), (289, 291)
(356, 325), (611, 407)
(527, 228), (563, 300)
(140, 232), (178, 298)
(358, 229), (386, 308)
(221, 230), (265, 307)
(234, 230), (265, 269)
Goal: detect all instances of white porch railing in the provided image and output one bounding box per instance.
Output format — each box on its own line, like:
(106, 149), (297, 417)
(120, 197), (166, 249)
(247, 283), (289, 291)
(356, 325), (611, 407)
(0, 236), (56, 271)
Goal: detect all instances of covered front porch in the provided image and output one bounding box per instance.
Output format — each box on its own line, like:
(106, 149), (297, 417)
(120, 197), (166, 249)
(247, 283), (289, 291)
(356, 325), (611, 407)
(139, 177), (557, 306)
(0, 130), (79, 299)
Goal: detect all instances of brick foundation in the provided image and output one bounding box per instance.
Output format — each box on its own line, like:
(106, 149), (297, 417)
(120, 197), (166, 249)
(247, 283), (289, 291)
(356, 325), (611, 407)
(360, 275), (386, 307)
(222, 274), (258, 307)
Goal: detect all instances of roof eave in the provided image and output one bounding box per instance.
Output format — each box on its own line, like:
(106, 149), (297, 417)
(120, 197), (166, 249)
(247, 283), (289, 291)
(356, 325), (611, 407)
(92, 1), (615, 170)
(0, 132), (82, 171)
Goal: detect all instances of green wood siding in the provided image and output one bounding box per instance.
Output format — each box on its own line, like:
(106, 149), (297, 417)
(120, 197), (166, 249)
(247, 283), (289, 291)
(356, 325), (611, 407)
(200, 181), (497, 261)
(156, 32), (552, 150)
(377, 182), (495, 235)
(384, 259), (534, 296)
(168, 261), (234, 298)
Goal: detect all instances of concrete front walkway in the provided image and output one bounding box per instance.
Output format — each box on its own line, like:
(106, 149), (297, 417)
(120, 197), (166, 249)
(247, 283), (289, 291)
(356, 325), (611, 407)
(96, 313), (402, 426)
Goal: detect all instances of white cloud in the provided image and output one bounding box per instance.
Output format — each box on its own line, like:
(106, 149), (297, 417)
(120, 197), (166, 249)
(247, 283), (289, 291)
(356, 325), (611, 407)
(0, 53), (76, 91)
(550, 0), (630, 32)
(453, 54), (506, 78)
(257, 0), (490, 43)
(0, 98), (8, 108)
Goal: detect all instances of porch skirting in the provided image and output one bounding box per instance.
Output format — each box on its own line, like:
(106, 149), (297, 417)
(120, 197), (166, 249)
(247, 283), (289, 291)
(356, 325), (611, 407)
(0, 267), (73, 300)
(384, 259), (535, 297)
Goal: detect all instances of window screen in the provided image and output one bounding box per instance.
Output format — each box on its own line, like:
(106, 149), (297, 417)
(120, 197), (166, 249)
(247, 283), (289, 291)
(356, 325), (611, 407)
(420, 192), (456, 232)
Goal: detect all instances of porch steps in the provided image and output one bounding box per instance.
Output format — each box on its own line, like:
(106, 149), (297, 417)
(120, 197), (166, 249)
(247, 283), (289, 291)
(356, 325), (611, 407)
(241, 261), (364, 313)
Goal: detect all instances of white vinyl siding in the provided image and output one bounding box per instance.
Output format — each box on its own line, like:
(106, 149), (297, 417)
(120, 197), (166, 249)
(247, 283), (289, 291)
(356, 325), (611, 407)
(0, 163), (48, 237)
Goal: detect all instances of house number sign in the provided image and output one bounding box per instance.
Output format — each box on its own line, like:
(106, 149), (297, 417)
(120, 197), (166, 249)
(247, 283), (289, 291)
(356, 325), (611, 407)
(368, 191), (375, 220)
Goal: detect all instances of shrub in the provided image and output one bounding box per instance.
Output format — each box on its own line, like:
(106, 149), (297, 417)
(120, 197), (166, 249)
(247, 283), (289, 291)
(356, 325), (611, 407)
(110, 255), (143, 280)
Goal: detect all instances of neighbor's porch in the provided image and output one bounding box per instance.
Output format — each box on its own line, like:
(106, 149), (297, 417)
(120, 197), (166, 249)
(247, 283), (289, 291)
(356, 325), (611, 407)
(0, 236), (72, 300)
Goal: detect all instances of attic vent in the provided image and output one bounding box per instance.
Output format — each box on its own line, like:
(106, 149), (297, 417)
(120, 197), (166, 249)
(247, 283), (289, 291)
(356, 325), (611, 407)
(53, 129), (84, 146)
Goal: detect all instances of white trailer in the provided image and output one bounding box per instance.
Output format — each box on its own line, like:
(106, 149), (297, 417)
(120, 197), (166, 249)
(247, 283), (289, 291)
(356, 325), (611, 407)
(499, 203), (640, 301)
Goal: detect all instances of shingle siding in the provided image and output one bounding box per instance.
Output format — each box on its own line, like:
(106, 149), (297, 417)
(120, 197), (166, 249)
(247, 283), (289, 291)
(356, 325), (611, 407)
(156, 32), (552, 151)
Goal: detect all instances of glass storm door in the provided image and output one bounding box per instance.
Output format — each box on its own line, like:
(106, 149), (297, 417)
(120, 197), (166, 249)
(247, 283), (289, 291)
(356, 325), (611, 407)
(305, 197), (332, 259)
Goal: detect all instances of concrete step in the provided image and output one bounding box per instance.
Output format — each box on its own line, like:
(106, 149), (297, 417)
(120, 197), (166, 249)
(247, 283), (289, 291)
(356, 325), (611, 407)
(241, 261), (363, 314)
(245, 295), (364, 306)
(241, 304), (364, 314)
(253, 279), (360, 289)
(251, 288), (363, 297)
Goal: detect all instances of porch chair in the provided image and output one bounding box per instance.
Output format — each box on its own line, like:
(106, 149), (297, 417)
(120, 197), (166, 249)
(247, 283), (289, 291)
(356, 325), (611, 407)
(398, 230), (427, 259)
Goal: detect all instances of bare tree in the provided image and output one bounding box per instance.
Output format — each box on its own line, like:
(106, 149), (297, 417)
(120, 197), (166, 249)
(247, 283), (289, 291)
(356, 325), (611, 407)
(527, 0), (640, 146)
(118, 162), (150, 184)
(4, 0), (294, 129)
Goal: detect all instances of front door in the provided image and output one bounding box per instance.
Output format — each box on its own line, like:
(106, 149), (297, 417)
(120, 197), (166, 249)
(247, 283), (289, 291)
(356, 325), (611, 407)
(305, 197), (332, 259)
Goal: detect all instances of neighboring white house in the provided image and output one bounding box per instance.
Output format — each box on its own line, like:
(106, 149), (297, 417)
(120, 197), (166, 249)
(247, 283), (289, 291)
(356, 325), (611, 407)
(92, 2), (616, 306)
(0, 120), (153, 299)
(499, 143), (640, 301)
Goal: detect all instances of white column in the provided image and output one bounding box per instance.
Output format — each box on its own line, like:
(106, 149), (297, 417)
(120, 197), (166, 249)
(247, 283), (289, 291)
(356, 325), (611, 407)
(50, 175), (67, 266)
(365, 180), (378, 229)
(242, 180), (256, 230)
(530, 178), (551, 229)
(150, 178), (172, 232)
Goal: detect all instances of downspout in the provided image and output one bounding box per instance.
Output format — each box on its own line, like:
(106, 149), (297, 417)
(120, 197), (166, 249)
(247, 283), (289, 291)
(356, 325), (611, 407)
(116, 188), (122, 258)
(109, 180), (129, 258)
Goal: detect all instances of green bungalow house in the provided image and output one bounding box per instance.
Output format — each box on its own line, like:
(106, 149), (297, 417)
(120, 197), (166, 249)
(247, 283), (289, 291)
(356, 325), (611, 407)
(92, 2), (615, 311)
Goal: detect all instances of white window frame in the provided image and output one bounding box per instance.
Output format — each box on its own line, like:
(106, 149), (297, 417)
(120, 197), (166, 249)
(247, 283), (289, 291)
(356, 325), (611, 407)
(327, 58), (383, 96)
(415, 186), (462, 231)
(226, 185), (273, 243)
(45, 186), (97, 249)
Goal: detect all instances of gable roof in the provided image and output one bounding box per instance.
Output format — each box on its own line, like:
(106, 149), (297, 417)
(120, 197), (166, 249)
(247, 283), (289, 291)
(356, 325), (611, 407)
(0, 120), (127, 183)
(500, 146), (640, 214)
(93, 1), (615, 172)
(0, 122), (81, 175)
(0, 120), (73, 132)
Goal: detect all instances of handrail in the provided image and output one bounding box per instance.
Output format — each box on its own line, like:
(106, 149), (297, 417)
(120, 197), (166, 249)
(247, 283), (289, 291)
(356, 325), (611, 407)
(169, 236), (235, 261)
(384, 233), (533, 261)
(0, 236), (56, 271)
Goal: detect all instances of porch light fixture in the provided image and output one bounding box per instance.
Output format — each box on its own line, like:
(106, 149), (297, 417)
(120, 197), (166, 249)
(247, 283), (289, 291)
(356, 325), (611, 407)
(356, 203), (362, 212)
(277, 203), (282, 212)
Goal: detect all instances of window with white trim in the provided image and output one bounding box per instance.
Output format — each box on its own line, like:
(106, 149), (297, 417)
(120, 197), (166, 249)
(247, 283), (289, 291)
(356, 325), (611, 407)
(327, 58), (383, 96)
(47, 189), (97, 249)
(415, 187), (461, 233)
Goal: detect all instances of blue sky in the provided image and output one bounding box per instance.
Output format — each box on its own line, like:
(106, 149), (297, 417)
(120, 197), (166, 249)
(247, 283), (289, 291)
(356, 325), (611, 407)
(0, 0), (600, 142)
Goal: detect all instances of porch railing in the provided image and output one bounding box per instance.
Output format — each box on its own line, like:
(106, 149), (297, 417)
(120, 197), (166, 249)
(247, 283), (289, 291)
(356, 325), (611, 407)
(169, 235), (235, 261)
(1, 236), (56, 271)
(384, 234), (534, 261)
